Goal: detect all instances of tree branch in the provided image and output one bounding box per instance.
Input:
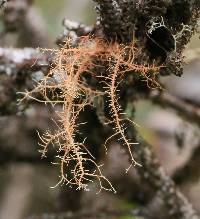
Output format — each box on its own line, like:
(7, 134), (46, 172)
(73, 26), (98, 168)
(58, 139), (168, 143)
(27, 209), (143, 219)
(151, 90), (200, 128)
(56, 19), (93, 46)
(0, 48), (50, 115)
(0, 47), (49, 74)
(134, 134), (199, 219)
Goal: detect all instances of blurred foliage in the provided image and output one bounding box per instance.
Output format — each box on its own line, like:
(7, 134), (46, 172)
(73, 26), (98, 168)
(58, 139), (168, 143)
(120, 200), (138, 210)
(119, 200), (137, 219)
(119, 216), (136, 219)
(34, 0), (96, 38)
(134, 101), (157, 141)
(34, 0), (65, 36)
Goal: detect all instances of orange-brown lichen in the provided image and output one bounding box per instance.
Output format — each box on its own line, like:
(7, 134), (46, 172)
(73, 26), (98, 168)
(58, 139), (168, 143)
(22, 36), (160, 192)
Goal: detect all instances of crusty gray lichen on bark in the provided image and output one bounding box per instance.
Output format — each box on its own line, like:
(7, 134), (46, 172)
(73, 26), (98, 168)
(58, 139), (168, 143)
(0, 48), (49, 115)
(94, 0), (200, 76)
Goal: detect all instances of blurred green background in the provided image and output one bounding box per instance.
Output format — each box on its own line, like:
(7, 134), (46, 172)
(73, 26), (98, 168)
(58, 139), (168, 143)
(34, 0), (96, 39)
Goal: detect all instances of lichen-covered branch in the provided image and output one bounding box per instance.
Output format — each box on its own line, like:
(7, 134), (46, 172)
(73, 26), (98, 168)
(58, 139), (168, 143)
(0, 47), (49, 74)
(100, 89), (200, 218)
(93, 0), (123, 40)
(56, 19), (93, 46)
(0, 48), (49, 115)
(134, 135), (199, 219)
(108, 111), (199, 218)
(93, 0), (200, 76)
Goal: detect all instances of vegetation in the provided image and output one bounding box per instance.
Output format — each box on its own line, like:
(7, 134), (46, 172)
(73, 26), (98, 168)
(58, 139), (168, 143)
(0, 1), (200, 219)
